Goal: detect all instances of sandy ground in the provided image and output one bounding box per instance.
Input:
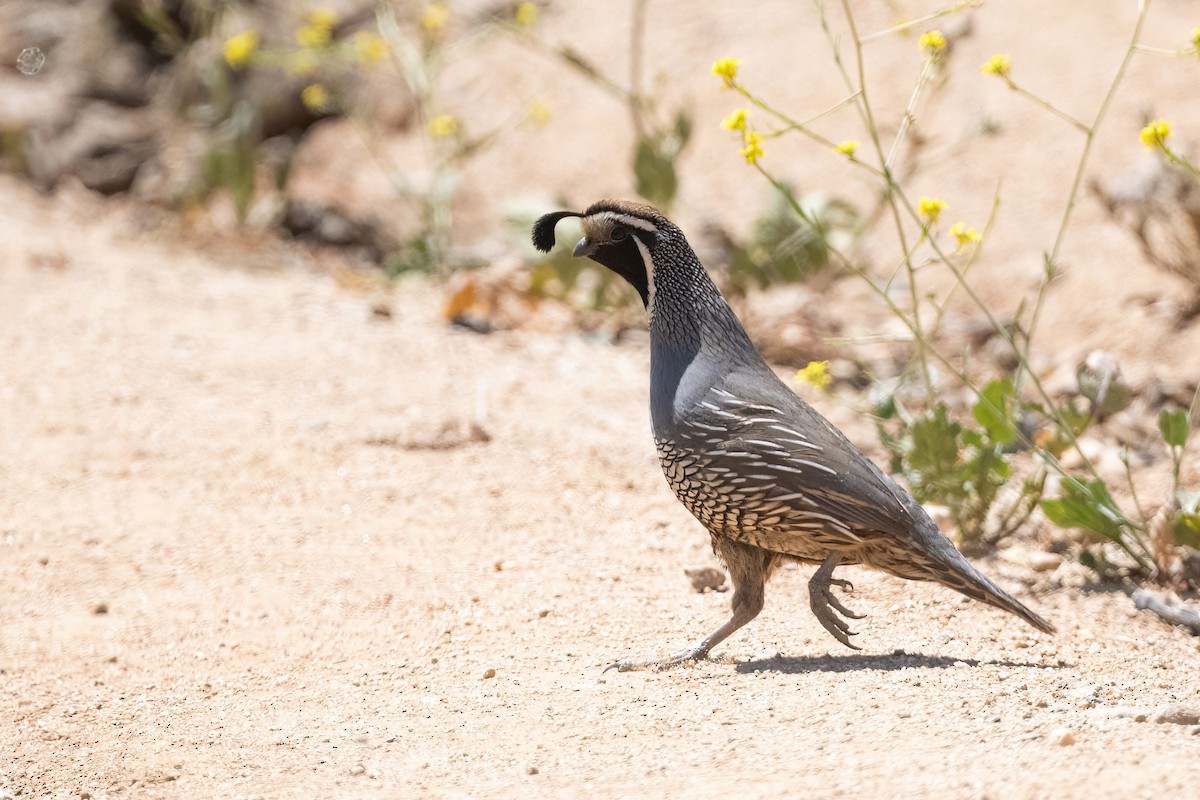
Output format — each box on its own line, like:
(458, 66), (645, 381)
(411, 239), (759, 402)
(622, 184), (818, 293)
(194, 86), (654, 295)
(4, 0), (1200, 796)
(2, 174), (1199, 799)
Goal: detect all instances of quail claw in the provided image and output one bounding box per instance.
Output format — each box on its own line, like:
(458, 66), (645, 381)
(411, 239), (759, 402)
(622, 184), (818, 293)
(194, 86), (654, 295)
(604, 646), (711, 673)
(809, 556), (866, 650)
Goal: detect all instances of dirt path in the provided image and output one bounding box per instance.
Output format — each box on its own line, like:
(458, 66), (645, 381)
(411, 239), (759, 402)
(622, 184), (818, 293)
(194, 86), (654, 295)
(2, 179), (1199, 799)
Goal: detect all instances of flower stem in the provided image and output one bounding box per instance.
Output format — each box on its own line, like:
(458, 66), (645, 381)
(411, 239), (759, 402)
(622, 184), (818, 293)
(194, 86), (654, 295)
(1005, 80), (1090, 134)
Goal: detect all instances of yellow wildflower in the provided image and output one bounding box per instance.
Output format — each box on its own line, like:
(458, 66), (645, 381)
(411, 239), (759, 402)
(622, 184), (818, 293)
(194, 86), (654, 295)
(835, 140), (859, 158)
(353, 31), (389, 64)
(918, 196), (946, 224)
(796, 361), (832, 391)
(919, 30), (947, 57)
(950, 221), (981, 248)
(740, 130), (764, 164)
(527, 98), (552, 126)
(1139, 119), (1171, 150)
(981, 54), (1011, 77)
(422, 4), (450, 38)
(301, 83), (329, 111)
(428, 114), (460, 138)
(310, 9), (337, 28)
(297, 9), (336, 48)
(1192, 26), (1200, 53)
(711, 57), (741, 89)
(515, 1), (539, 28)
(720, 109), (747, 131)
(223, 30), (258, 69)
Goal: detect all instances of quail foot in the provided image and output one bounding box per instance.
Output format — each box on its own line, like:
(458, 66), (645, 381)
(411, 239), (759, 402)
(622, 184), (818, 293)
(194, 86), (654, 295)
(533, 200), (1054, 672)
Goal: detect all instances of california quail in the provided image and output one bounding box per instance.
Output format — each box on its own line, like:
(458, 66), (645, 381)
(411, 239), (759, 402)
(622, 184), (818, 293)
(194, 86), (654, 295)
(533, 199), (1054, 671)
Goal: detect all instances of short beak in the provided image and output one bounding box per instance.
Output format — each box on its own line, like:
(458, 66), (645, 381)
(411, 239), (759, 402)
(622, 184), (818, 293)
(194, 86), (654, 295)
(572, 237), (596, 258)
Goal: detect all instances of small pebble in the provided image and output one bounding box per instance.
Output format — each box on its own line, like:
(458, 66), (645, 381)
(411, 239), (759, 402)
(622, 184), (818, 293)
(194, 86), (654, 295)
(1152, 705), (1200, 726)
(92, 603), (108, 615)
(526, 766), (539, 775)
(349, 763), (365, 776)
(482, 668), (496, 679)
(1028, 551), (1061, 572)
(1052, 728), (1076, 746)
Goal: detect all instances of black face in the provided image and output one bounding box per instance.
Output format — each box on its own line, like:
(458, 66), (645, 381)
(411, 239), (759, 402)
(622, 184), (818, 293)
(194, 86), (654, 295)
(532, 211), (652, 307)
(585, 235), (649, 306)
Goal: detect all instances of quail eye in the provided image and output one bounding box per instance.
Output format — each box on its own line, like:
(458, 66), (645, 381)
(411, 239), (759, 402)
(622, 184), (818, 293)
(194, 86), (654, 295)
(611, 226), (629, 241)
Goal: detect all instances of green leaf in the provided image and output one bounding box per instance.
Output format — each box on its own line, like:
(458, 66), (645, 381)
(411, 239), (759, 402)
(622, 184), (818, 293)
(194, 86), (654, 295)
(1040, 478), (1128, 542)
(907, 405), (962, 475)
(972, 377), (1018, 445)
(1176, 512), (1200, 549)
(632, 136), (677, 210)
(1077, 548), (1098, 572)
(874, 393), (898, 420)
(673, 110), (693, 150)
(1158, 408), (1189, 449)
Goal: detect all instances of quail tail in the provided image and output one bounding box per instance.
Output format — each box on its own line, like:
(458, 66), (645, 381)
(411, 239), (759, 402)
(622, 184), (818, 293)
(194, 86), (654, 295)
(920, 543), (1056, 633)
(942, 564), (1056, 634)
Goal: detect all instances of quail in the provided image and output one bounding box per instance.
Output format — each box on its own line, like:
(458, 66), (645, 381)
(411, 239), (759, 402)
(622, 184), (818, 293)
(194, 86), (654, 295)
(533, 199), (1054, 671)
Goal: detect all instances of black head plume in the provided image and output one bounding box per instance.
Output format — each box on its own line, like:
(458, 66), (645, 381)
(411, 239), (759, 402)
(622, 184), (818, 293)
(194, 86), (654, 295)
(532, 211), (582, 253)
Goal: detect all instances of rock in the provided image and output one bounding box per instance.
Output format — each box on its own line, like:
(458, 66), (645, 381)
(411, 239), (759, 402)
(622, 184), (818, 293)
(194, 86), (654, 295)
(1052, 728), (1076, 746)
(482, 668), (496, 679)
(526, 766), (539, 775)
(349, 763), (365, 776)
(282, 198), (398, 264)
(1151, 705), (1200, 726)
(1027, 551), (1061, 572)
(683, 566), (727, 593)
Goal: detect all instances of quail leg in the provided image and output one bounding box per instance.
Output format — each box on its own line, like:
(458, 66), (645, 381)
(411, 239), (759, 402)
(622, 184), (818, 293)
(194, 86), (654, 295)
(809, 552), (866, 650)
(606, 540), (775, 672)
(604, 599), (761, 672)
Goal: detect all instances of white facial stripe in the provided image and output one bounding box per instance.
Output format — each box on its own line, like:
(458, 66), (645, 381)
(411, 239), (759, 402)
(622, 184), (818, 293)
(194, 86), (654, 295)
(632, 235), (655, 315)
(593, 211), (658, 232)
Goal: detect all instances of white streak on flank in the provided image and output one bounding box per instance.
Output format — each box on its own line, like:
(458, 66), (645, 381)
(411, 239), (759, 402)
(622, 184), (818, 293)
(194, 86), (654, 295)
(739, 417), (780, 425)
(698, 401), (720, 411)
(686, 421), (725, 432)
(738, 403), (783, 413)
(711, 410), (740, 420)
(742, 439), (786, 450)
(794, 458), (837, 475)
(768, 424), (808, 440)
(772, 492), (811, 503)
(781, 439), (823, 452)
(766, 464), (805, 474)
(711, 387), (737, 398)
(800, 511), (857, 533)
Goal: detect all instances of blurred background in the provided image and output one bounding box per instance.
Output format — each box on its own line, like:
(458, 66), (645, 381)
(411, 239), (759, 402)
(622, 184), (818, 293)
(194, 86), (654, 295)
(3, 1), (1200, 796)
(1, 0), (1198, 352)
